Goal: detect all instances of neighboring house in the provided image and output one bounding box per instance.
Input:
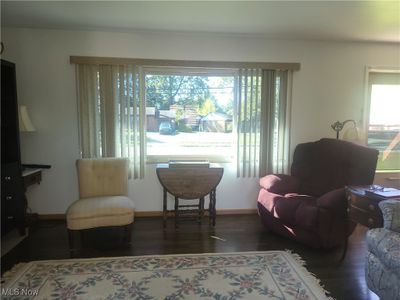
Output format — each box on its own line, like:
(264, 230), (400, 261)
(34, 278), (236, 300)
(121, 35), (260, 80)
(159, 109), (176, 121)
(170, 104), (199, 130)
(201, 112), (233, 133)
(146, 107), (158, 132)
(146, 107), (177, 132)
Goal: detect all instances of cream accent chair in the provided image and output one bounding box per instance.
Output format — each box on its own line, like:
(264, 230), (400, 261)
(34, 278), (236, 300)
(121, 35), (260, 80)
(66, 158), (135, 252)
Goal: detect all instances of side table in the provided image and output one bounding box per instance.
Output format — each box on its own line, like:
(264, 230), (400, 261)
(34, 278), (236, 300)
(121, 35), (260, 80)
(343, 185), (399, 260)
(22, 168), (42, 188)
(156, 163), (223, 228)
(346, 186), (385, 229)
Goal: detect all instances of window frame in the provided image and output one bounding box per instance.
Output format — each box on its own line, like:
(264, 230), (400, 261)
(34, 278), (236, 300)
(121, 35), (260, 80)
(143, 66), (238, 164)
(364, 67), (400, 172)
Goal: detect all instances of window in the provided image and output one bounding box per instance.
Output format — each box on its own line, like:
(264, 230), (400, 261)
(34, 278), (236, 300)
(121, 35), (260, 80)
(73, 57), (297, 178)
(144, 68), (236, 162)
(367, 70), (400, 171)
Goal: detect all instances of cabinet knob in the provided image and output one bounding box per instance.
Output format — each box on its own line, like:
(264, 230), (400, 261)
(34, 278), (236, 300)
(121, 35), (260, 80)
(7, 216), (14, 220)
(6, 196), (12, 200)
(347, 195), (351, 201)
(368, 218), (374, 225)
(369, 204), (375, 211)
(4, 176), (11, 181)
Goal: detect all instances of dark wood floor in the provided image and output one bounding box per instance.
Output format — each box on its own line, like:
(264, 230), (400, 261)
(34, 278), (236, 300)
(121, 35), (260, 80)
(1, 215), (378, 300)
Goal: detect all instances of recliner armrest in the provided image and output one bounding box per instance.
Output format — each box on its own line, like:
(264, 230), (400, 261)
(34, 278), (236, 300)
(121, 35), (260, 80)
(259, 174), (300, 195)
(379, 200), (400, 232)
(316, 188), (346, 212)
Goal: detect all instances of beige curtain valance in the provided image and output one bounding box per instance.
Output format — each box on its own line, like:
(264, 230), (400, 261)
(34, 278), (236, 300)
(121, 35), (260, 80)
(70, 56), (300, 71)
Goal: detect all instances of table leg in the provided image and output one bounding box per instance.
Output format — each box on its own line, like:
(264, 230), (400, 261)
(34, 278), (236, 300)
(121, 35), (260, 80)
(175, 197), (179, 228)
(210, 189), (216, 226)
(213, 189), (217, 226)
(209, 193), (213, 225)
(163, 188), (167, 228)
(199, 197), (205, 224)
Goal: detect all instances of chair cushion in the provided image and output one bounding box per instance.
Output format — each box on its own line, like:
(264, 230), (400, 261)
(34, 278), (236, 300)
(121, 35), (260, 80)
(259, 174), (300, 195)
(66, 196), (135, 230)
(366, 228), (400, 274)
(258, 189), (318, 230)
(316, 188), (346, 212)
(365, 251), (400, 300)
(379, 200), (400, 232)
(77, 158), (129, 198)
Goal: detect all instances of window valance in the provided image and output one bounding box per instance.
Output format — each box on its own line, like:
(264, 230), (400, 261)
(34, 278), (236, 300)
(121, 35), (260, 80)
(70, 56), (300, 71)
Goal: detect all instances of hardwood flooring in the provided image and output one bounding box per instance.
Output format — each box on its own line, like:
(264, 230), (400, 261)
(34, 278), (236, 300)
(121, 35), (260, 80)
(1, 215), (378, 300)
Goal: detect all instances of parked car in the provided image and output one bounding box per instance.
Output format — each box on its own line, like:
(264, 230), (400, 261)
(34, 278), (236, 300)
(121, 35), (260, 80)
(159, 122), (175, 135)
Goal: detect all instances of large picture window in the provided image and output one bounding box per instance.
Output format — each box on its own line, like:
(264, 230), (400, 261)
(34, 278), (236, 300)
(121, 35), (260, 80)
(144, 68), (235, 161)
(367, 70), (400, 171)
(73, 57), (297, 178)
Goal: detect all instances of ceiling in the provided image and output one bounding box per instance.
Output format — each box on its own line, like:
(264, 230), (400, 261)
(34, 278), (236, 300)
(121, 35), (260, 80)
(2, 1), (399, 43)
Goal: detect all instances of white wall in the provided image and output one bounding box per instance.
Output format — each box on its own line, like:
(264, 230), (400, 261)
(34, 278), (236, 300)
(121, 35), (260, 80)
(2, 28), (399, 214)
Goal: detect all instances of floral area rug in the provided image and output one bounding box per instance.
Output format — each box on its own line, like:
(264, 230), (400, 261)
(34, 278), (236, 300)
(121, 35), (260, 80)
(1, 251), (333, 300)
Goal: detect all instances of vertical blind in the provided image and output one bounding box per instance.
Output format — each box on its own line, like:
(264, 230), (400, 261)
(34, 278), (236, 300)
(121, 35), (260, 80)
(260, 69), (292, 176)
(236, 69), (262, 177)
(237, 69), (292, 177)
(76, 64), (145, 179)
(74, 60), (295, 179)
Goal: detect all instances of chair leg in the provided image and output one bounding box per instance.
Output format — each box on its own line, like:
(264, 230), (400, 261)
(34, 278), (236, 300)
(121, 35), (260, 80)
(68, 229), (77, 256)
(124, 223), (133, 245)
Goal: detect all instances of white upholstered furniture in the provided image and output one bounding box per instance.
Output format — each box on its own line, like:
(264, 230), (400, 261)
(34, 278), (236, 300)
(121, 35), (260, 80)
(66, 158), (135, 252)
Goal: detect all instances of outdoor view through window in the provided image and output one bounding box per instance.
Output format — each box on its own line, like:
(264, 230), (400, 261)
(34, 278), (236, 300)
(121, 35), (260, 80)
(145, 72), (235, 160)
(368, 83), (400, 171)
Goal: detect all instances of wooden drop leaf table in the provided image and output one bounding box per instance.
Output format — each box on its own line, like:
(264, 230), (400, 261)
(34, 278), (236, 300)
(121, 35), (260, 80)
(156, 163), (223, 228)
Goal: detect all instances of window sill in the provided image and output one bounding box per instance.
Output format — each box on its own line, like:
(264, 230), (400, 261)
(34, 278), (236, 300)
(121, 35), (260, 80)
(146, 154), (233, 164)
(375, 169), (400, 174)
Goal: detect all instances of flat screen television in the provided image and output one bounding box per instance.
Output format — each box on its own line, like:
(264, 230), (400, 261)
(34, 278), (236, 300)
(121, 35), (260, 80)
(1, 59), (22, 166)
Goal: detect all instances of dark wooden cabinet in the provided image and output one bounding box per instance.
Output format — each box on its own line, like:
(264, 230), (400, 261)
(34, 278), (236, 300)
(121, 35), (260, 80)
(346, 186), (384, 228)
(1, 163), (26, 236)
(1, 59), (26, 236)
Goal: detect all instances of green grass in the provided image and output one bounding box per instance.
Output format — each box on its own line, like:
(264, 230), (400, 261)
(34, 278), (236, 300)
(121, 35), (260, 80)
(376, 151), (400, 171)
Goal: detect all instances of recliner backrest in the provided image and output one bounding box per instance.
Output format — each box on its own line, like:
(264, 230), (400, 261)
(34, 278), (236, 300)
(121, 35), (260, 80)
(77, 158), (130, 198)
(291, 138), (378, 196)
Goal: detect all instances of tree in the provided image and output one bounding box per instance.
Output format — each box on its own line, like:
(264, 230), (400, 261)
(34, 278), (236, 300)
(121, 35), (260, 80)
(197, 98), (216, 116)
(210, 76), (234, 116)
(146, 75), (211, 109)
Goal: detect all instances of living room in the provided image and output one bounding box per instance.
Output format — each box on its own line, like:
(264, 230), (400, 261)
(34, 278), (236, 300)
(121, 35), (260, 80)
(1, 1), (399, 299)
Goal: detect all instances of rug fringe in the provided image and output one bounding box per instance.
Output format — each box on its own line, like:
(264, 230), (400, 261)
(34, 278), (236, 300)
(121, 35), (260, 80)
(285, 249), (336, 300)
(1, 262), (28, 285)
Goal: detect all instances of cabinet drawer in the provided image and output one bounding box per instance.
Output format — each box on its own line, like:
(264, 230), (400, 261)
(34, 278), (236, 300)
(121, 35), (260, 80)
(347, 193), (381, 212)
(23, 170), (41, 188)
(348, 206), (383, 228)
(1, 196), (17, 214)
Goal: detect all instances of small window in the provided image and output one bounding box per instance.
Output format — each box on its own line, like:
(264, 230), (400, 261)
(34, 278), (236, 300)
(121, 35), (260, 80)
(367, 70), (400, 171)
(144, 68), (236, 162)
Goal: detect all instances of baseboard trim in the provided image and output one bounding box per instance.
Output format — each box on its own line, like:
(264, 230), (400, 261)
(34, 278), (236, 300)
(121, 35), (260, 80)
(38, 209), (258, 220)
(135, 211), (163, 217)
(216, 209), (258, 215)
(38, 214), (66, 220)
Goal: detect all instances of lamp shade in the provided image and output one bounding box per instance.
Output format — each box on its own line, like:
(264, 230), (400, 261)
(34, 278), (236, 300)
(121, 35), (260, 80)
(19, 105), (36, 132)
(342, 126), (358, 139)
(342, 124), (364, 145)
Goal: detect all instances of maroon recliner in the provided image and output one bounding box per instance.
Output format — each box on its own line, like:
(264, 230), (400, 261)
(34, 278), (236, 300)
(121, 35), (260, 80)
(257, 138), (379, 248)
